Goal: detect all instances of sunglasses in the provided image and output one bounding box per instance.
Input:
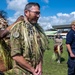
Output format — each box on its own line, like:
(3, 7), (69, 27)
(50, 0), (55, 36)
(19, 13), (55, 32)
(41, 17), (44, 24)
(28, 10), (40, 15)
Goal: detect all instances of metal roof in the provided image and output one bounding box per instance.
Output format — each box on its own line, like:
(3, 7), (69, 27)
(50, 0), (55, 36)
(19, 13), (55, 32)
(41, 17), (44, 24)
(52, 24), (71, 29)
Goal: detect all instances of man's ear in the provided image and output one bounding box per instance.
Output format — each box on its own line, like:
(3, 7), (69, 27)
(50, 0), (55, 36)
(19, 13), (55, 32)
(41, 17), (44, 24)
(25, 10), (29, 17)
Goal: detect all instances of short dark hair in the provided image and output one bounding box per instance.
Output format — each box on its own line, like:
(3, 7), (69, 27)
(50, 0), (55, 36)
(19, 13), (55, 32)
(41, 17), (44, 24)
(24, 2), (40, 11)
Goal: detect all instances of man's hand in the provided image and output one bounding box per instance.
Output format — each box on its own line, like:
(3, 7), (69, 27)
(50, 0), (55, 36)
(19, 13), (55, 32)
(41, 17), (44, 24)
(70, 52), (75, 58)
(34, 62), (42, 75)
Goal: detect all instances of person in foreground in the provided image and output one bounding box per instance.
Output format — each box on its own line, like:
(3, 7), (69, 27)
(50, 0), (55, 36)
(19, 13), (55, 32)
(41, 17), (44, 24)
(5, 2), (49, 75)
(0, 12), (12, 75)
(66, 20), (75, 75)
(0, 14), (24, 75)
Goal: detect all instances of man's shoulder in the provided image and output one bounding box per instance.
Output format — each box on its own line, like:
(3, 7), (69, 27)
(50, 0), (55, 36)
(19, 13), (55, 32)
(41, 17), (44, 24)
(11, 21), (24, 30)
(67, 29), (74, 35)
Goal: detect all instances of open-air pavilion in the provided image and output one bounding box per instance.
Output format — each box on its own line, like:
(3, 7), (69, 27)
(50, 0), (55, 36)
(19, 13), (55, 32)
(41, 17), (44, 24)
(45, 24), (71, 38)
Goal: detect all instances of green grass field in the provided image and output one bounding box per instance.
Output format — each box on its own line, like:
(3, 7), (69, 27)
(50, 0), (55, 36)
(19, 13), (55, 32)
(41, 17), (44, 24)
(42, 39), (68, 75)
(0, 39), (68, 75)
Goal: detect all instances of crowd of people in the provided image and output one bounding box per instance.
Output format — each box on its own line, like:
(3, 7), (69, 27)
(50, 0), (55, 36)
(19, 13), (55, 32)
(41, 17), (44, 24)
(0, 2), (75, 75)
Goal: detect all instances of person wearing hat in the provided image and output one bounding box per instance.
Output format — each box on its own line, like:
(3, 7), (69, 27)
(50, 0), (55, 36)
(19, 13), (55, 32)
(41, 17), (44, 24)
(66, 20), (75, 75)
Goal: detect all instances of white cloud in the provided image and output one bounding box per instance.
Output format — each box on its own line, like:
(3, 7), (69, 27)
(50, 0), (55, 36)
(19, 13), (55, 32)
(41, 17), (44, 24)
(42, 5), (49, 10)
(7, 17), (16, 25)
(7, 11), (23, 24)
(70, 12), (75, 18)
(38, 16), (52, 30)
(41, 0), (49, 3)
(7, 11), (75, 30)
(44, 0), (49, 3)
(7, 0), (28, 11)
(6, 0), (75, 30)
(57, 13), (69, 17)
(71, 12), (75, 15)
(6, 0), (28, 24)
(38, 12), (75, 30)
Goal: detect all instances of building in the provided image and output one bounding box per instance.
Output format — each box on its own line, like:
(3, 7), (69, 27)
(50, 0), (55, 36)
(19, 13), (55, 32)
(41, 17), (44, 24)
(45, 24), (71, 39)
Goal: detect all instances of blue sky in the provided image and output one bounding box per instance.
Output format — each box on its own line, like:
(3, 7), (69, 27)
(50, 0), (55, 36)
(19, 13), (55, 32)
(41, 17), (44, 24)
(0, 0), (75, 30)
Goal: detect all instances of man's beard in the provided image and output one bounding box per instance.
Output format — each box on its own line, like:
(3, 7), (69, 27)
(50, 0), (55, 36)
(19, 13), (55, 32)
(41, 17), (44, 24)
(28, 18), (38, 25)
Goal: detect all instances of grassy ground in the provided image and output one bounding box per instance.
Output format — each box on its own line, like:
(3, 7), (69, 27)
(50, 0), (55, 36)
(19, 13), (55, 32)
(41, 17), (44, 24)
(42, 39), (68, 75)
(0, 39), (68, 75)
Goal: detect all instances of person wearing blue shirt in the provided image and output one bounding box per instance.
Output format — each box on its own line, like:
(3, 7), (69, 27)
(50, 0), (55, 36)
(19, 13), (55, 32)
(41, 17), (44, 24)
(66, 20), (75, 75)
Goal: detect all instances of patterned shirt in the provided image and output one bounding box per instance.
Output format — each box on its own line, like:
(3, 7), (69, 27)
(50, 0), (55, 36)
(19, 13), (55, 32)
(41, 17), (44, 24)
(10, 18), (48, 74)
